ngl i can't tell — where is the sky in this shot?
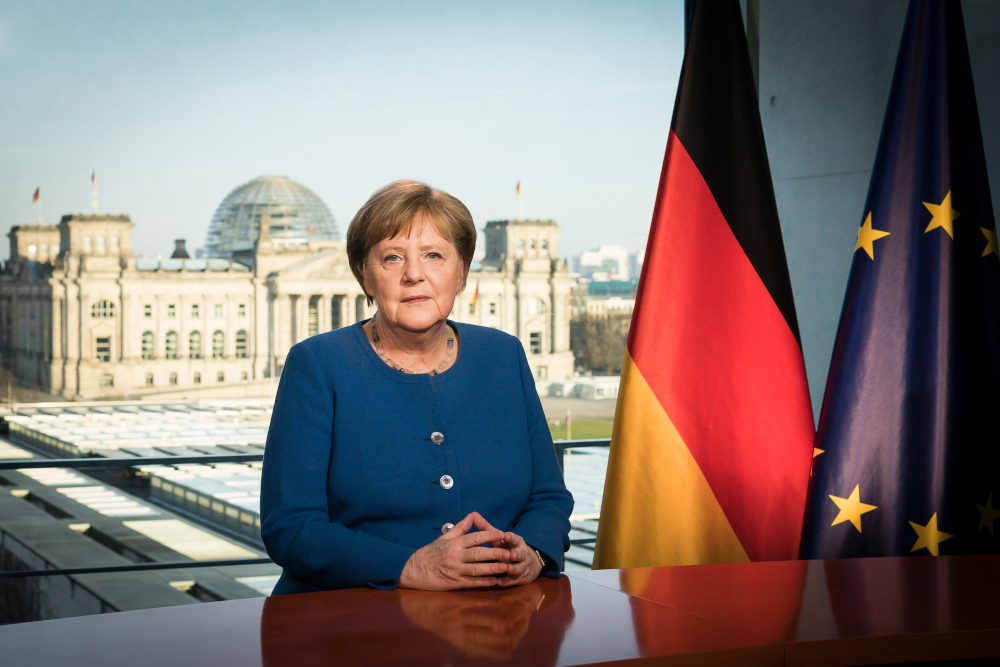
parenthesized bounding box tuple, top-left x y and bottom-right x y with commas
(0, 0, 685, 260)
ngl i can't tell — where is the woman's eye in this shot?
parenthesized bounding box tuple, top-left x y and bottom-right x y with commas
(426, 252, 442, 260)
(384, 254, 402, 263)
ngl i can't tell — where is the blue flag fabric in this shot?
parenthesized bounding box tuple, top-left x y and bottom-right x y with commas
(801, 0, 1000, 559)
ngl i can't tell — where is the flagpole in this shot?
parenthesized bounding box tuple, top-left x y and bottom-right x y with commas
(92, 169, 99, 214)
(35, 186, 42, 225)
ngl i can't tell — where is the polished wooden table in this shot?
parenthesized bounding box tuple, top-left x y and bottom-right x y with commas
(2, 556, 998, 666)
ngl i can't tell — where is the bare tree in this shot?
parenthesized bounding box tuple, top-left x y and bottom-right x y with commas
(570, 312, 631, 375)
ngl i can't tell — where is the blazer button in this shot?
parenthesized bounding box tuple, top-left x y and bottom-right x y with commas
(431, 432, 445, 445)
(441, 522, 455, 534)
(439, 474, 454, 490)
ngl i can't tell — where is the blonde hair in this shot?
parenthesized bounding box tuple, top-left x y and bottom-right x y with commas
(346, 180, 476, 305)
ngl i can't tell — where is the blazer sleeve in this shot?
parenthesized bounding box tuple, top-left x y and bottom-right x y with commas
(509, 338, 575, 574)
(260, 342, 416, 590)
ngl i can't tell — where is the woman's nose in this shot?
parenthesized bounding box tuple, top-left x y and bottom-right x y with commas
(402, 258, 425, 283)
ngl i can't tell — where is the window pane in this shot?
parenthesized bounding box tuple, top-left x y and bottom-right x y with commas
(91, 300, 115, 318)
(212, 331, 224, 358)
(529, 331, 542, 354)
(165, 331, 178, 359)
(235, 330, 248, 359)
(95, 336, 111, 362)
(189, 331, 201, 359)
(308, 297, 319, 336)
(215, 304, 223, 318)
(141, 331, 154, 360)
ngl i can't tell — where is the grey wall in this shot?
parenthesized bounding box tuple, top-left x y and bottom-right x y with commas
(758, 0, 1000, 420)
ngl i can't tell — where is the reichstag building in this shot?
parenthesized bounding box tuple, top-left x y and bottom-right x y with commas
(0, 176, 575, 399)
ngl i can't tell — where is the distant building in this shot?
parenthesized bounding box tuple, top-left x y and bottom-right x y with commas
(0, 177, 574, 398)
(585, 296, 635, 317)
(574, 244, 631, 281)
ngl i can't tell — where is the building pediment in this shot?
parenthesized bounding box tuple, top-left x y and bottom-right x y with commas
(272, 248, 352, 282)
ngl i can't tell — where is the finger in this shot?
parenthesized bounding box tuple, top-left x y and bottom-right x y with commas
(504, 545, 526, 561)
(461, 529, 507, 548)
(460, 575, 501, 588)
(463, 546, 511, 563)
(503, 531, 526, 547)
(440, 513, 475, 540)
(469, 512, 499, 533)
(505, 558, 530, 577)
(461, 561, 509, 577)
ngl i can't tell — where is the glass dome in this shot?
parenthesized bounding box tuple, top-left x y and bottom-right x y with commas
(203, 176, 338, 258)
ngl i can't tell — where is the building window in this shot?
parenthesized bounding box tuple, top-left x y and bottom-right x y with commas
(144, 304, 152, 318)
(542, 239, 548, 250)
(529, 331, 542, 355)
(145, 373, 154, 387)
(215, 304, 223, 318)
(517, 239, 524, 250)
(217, 372, 225, 383)
(167, 304, 176, 318)
(99, 374, 114, 387)
(527, 298, 545, 316)
(238, 303, 246, 317)
(530, 239, 536, 251)
(538, 365, 548, 379)
(110, 235, 119, 251)
(235, 330, 248, 358)
(212, 330, 224, 358)
(169, 372, 178, 385)
(96, 235, 106, 253)
(165, 331, 178, 359)
(191, 304, 199, 318)
(308, 296, 320, 336)
(95, 336, 111, 362)
(91, 300, 115, 318)
(240, 371, 248, 381)
(27, 244, 37, 256)
(469, 303, 475, 315)
(331, 296, 343, 329)
(83, 235, 92, 252)
(189, 331, 202, 359)
(40, 244, 48, 255)
(193, 372, 201, 384)
(489, 302, 497, 315)
(52, 243, 60, 255)
(141, 331, 155, 360)
(355, 295, 366, 322)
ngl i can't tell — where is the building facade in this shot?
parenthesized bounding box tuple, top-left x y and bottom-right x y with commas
(1, 194, 574, 398)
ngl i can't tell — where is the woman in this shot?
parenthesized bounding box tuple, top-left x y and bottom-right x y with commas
(260, 180, 574, 594)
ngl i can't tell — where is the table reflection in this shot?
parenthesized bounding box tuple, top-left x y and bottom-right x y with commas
(260, 578, 574, 666)
(398, 582, 551, 659)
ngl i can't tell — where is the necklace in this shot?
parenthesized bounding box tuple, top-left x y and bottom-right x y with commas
(371, 314, 454, 376)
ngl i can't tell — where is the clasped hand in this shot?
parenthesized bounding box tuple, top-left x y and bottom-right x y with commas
(399, 512, 543, 591)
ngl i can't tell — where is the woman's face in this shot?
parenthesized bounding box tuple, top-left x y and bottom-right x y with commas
(364, 215, 465, 334)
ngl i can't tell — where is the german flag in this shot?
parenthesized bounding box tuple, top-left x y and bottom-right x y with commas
(593, 0, 815, 568)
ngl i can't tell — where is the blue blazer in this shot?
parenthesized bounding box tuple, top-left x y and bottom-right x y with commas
(260, 321, 574, 594)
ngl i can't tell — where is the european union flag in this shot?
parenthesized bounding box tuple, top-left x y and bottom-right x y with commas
(801, 0, 1000, 559)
